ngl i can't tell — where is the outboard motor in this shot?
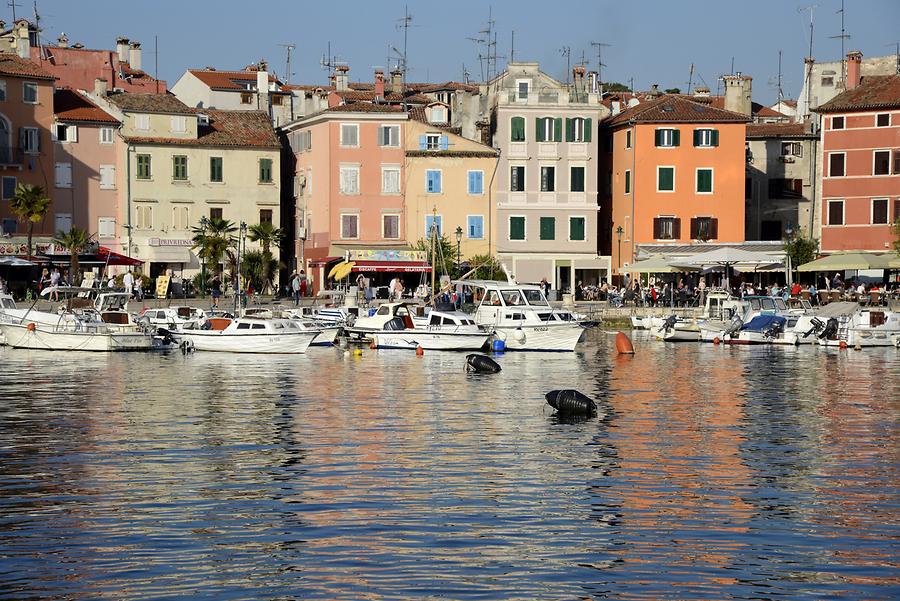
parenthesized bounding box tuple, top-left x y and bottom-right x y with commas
(763, 321, 784, 339)
(661, 315, 678, 332)
(803, 317, 825, 338)
(465, 353, 501, 373)
(545, 390, 597, 416)
(724, 316, 743, 337)
(383, 317, 407, 331)
(819, 317, 839, 340)
(156, 327, 177, 347)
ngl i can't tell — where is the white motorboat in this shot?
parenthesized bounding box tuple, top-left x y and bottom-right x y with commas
(138, 305, 206, 330)
(176, 316, 317, 354)
(467, 280, 585, 351)
(654, 315, 701, 342)
(699, 295, 790, 344)
(0, 317, 152, 351)
(803, 302, 900, 348)
(294, 319, 341, 346)
(346, 302, 490, 351)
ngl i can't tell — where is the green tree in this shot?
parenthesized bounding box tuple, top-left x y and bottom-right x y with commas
(247, 221, 284, 255)
(413, 234, 456, 277)
(465, 254, 506, 281)
(241, 250, 281, 294)
(191, 217, 236, 276)
(664, 87, 682, 94)
(604, 82, 631, 92)
(53, 226, 95, 286)
(784, 233, 819, 275)
(9, 183, 51, 258)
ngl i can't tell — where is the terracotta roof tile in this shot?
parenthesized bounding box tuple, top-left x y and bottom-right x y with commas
(126, 110, 279, 148)
(0, 52, 55, 80)
(703, 96, 786, 118)
(54, 88, 119, 124)
(814, 75, 900, 113)
(106, 91, 194, 114)
(189, 69, 279, 91)
(325, 103, 405, 114)
(745, 123, 815, 138)
(605, 94, 750, 126)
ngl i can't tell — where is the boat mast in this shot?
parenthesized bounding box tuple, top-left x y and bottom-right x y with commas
(430, 206, 437, 296)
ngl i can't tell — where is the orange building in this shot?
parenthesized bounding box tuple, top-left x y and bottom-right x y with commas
(599, 95, 749, 276)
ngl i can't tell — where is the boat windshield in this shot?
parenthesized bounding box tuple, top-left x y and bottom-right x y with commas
(773, 297, 788, 311)
(501, 290, 524, 306)
(522, 289, 548, 306)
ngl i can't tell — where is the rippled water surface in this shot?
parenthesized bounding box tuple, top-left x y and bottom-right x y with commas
(1, 330, 899, 600)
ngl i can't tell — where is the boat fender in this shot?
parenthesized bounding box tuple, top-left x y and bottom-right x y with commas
(713, 337, 721, 345)
(26, 322, 36, 331)
(513, 327, 526, 342)
(465, 353, 501, 373)
(492, 338, 506, 352)
(179, 339, 194, 354)
(416, 345, 424, 356)
(854, 342, 862, 351)
(545, 389, 597, 416)
(615, 331, 635, 354)
(839, 340, 847, 349)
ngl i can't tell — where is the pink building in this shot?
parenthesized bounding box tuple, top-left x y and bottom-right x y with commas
(815, 52, 900, 253)
(284, 104, 410, 293)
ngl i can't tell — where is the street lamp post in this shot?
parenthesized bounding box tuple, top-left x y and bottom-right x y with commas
(235, 221, 247, 313)
(615, 225, 624, 276)
(785, 222, 794, 288)
(454, 226, 463, 275)
(199, 216, 209, 297)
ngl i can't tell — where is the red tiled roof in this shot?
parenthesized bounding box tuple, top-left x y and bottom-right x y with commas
(54, 88, 119, 124)
(125, 109, 279, 148)
(188, 69, 280, 91)
(106, 91, 194, 114)
(703, 96, 785, 118)
(605, 94, 750, 126)
(814, 75, 900, 113)
(745, 123, 815, 138)
(0, 52, 55, 80)
(325, 103, 405, 114)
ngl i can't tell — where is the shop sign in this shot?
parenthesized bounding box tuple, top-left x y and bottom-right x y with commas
(347, 249, 426, 262)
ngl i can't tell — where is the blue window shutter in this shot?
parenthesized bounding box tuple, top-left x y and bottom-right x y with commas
(435, 171, 442, 192)
(467, 171, 475, 194)
(419, 135, 426, 150)
(439, 135, 449, 150)
(475, 171, 483, 193)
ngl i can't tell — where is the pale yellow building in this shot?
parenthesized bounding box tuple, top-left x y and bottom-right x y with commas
(405, 108, 499, 263)
(89, 89, 281, 278)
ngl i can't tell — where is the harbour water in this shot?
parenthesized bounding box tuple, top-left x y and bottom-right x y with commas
(1, 329, 898, 600)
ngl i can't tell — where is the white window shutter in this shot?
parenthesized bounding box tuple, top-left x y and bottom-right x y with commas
(69, 125, 78, 142)
(50, 124, 58, 141)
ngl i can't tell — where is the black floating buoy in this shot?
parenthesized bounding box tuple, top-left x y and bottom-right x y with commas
(545, 389, 597, 416)
(466, 353, 501, 373)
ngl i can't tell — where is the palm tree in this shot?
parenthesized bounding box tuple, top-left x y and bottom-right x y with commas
(9, 184, 51, 258)
(247, 222, 284, 255)
(241, 250, 281, 294)
(54, 227, 94, 286)
(191, 217, 236, 276)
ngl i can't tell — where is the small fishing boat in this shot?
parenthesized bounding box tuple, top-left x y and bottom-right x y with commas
(346, 302, 490, 350)
(0, 317, 153, 351)
(654, 315, 701, 342)
(726, 314, 787, 345)
(175, 316, 318, 354)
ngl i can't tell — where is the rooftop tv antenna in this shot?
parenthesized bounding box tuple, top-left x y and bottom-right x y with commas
(766, 50, 790, 104)
(467, 7, 501, 82)
(591, 41, 610, 96)
(278, 43, 296, 85)
(686, 62, 694, 94)
(888, 42, 900, 74)
(798, 4, 818, 117)
(395, 5, 414, 79)
(7, 0, 20, 21)
(560, 46, 571, 84)
(829, 0, 850, 86)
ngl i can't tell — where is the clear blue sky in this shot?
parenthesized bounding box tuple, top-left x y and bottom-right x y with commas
(24, 0, 900, 104)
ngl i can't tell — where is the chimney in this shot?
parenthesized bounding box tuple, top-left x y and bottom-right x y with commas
(693, 86, 710, 98)
(390, 68, 404, 94)
(573, 65, 585, 82)
(374, 69, 385, 98)
(57, 32, 69, 48)
(649, 83, 660, 96)
(14, 19, 30, 59)
(116, 37, 129, 62)
(588, 70, 599, 94)
(128, 42, 142, 71)
(335, 65, 350, 92)
(94, 78, 108, 97)
(846, 50, 862, 90)
(257, 69, 270, 112)
(722, 73, 753, 116)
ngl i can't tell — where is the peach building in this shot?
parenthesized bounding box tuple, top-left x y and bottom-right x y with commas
(599, 94, 749, 276)
(814, 52, 900, 253)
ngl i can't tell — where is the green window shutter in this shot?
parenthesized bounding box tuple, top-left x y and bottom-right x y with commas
(584, 118, 592, 142)
(565, 118, 574, 142)
(672, 129, 680, 146)
(659, 167, 674, 191)
(711, 129, 719, 146)
(697, 169, 712, 193)
(510, 216, 525, 240)
(511, 117, 524, 141)
(554, 118, 562, 142)
(625, 170, 631, 194)
(535, 118, 544, 142)
(570, 217, 585, 241)
(539, 216, 555, 240)
(654, 129, 662, 146)
(693, 130, 701, 147)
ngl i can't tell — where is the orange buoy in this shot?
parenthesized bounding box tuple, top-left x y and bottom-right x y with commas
(615, 331, 635, 354)
(713, 337, 721, 345)
(416, 345, 424, 356)
(369, 341, 377, 349)
(839, 340, 848, 349)
(26, 322, 36, 331)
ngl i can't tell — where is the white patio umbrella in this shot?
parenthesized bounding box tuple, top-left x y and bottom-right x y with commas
(674, 247, 781, 288)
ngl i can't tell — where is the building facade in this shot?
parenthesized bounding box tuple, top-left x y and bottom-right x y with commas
(797, 51, 897, 124)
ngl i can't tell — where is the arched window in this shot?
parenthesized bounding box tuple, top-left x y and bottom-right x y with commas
(0, 114, 10, 163)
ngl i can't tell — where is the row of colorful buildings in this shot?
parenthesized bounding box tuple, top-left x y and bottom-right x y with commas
(0, 17, 897, 292)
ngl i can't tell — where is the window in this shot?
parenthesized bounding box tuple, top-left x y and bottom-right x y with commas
(135, 114, 149, 131)
(653, 216, 680, 240)
(425, 215, 442, 238)
(874, 150, 890, 176)
(829, 153, 845, 177)
(209, 208, 223, 220)
(540, 166, 555, 192)
(54, 213, 72, 234)
(136, 154, 151, 179)
(99, 165, 115, 190)
(570, 166, 585, 192)
(379, 125, 400, 147)
(422, 133, 445, 150)
(624, 170, 631, 194)
(98, 218, 116, 238)
(827, 200, 844, 225)
(625, 129, 632, 149)
(509, 216, 526, 240)
(536, 117, 560, 142)
(2, 176, 16, 199)
(516, 80, 529, 101)
(53, 123, 77, 143)
(467, 215, 484, 239)
(876, 113, 890, 127)
(831, 116, 844, 130)
(23, 82, 38, 103)
(172, 155, 188, 180)
(655, 128, 679, 147)
(693, 128, 718, 147)
(569, 216, 586, 241)
(821, 76, 834, 87)
(1, 218, 16, 235)
(657, 166, 675, 192)
(690, 217, 718, 240)
(382, 166, 400, 194)
(539, 216, 555, 240)
(340, 123, 358, 147)
(210, 157, 223, 182)
(781, 141, 802, 157)
(172, 206, 189, 230)
(55, 162, 72, 188)
(259, 158, 273, 183)
(258, 209, 273, 225)
(170, 116, 186, 133)
(100, 127, 115, 144)
(240, 93, 253, 104)
(426, 169, 442, 193)
(872, 198, 889, 224)
(340, 166, 359, 195)
(768, 178, 803, 199)
(467, 170, 484, 195)
(341, 214, 358, 239)
(696, 168, 713, 193)
(510, 116, 525, 142)
(0, 81, 6, 101)
(272, 95, 284, 106)
(383, 214, 400, 239)
(429, 106, 446, 123)
(894, 150, 900, 175)
(566, 117, 592, 142)
(21, 127, 39, 153)
(510, 166, 525, 192)
(135, 205, 153, 229)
